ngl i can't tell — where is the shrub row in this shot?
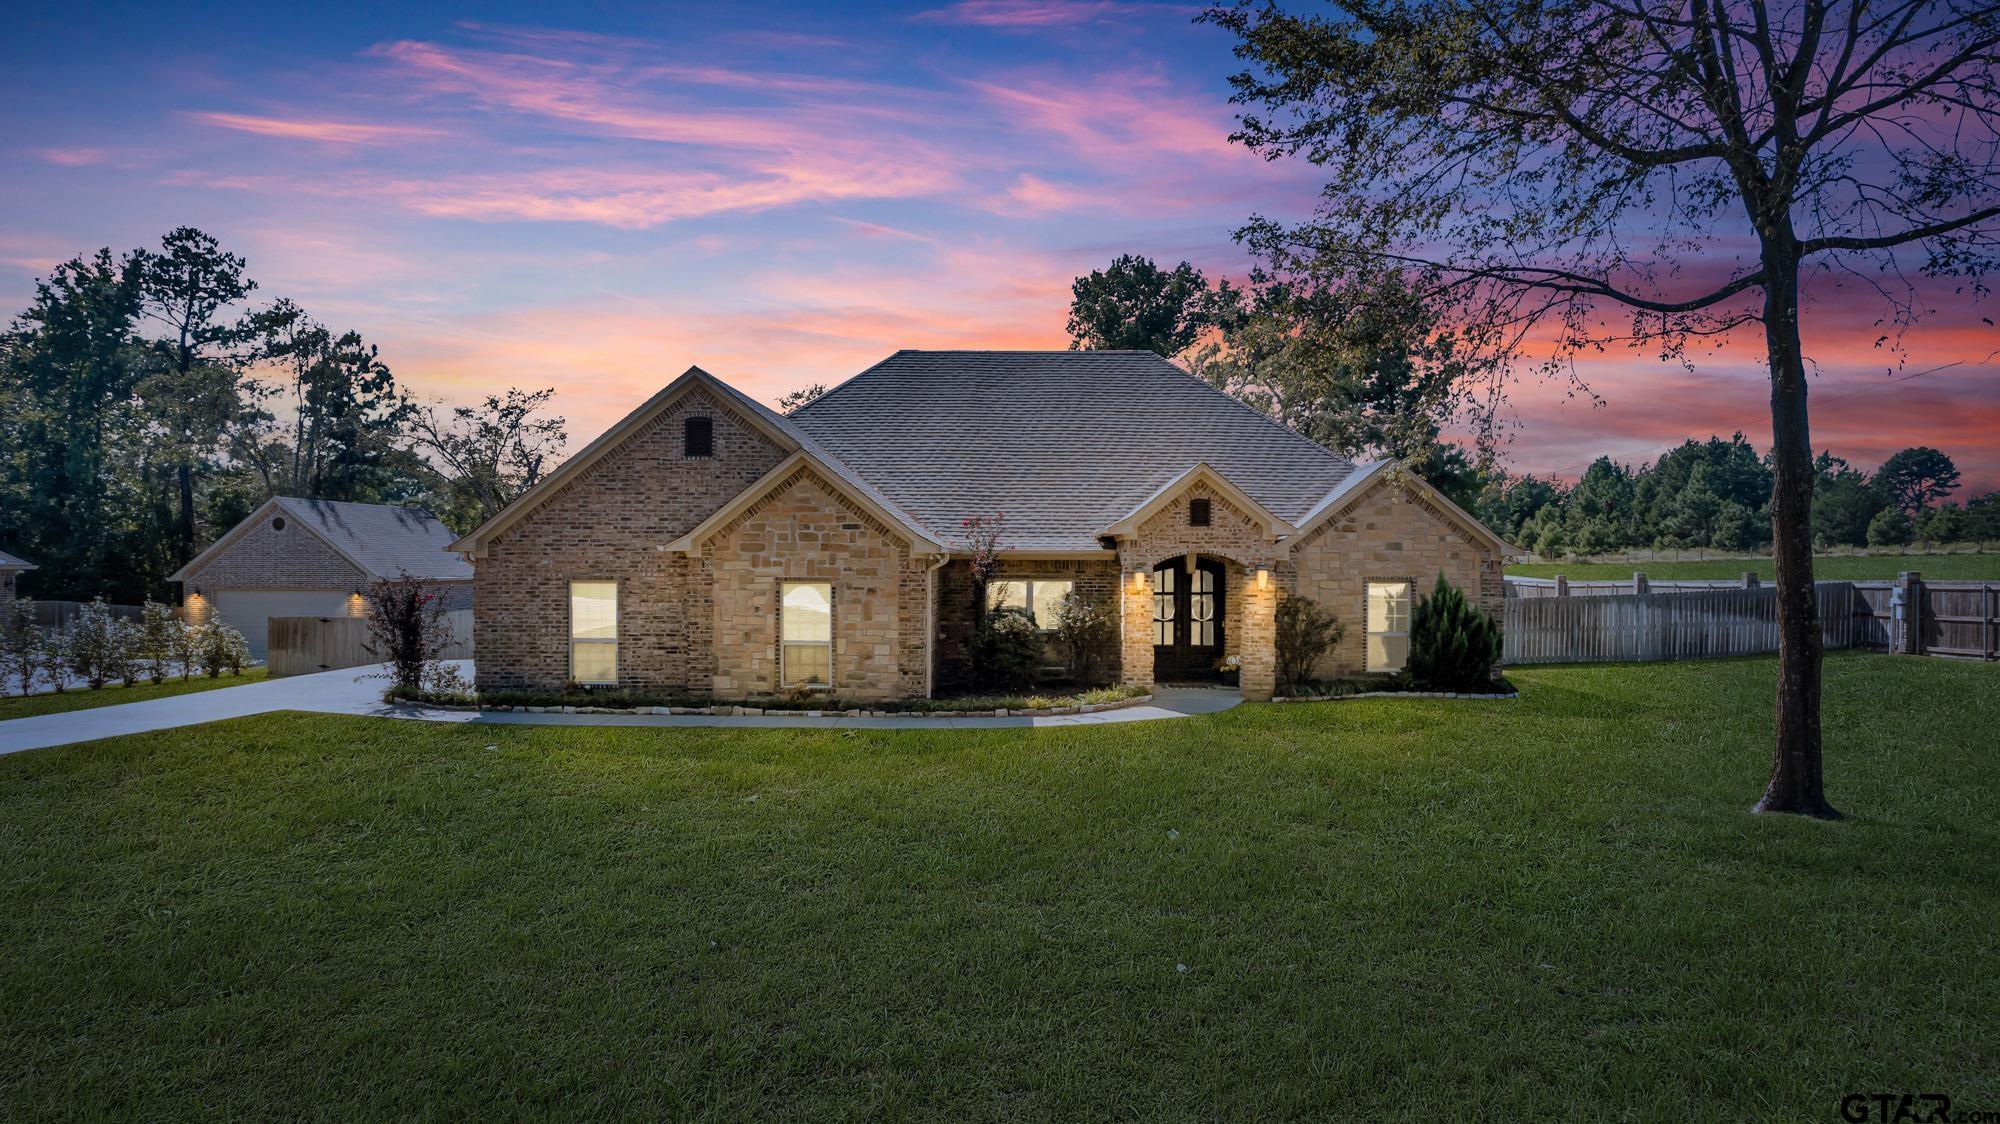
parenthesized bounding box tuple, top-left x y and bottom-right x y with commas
(1, 598, 248, 694)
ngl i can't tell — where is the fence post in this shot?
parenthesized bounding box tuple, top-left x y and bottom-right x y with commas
(1632, 571, 1649, 597)
(1555, 575, 1569, 598)
(1895, 570, 1924, 655)
(1741, 571, 1758, 589)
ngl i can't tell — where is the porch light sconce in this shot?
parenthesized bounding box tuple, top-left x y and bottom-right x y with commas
(1255, 568, 1271, 591)
(1130, 570, 1150, 592)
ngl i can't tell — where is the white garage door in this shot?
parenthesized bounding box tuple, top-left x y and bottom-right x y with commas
(210, 590, 357, 661)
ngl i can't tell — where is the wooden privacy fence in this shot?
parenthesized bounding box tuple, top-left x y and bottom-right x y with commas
(267, 610, 473, 678)
(1507, 574, 1767, 598)
(1504, 582, 1862, 665)
(1848, 578, 1999, 661)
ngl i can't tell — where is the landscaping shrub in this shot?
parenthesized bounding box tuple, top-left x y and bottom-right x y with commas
(1407, 573, 1502, 691)
(136, 601, 177, 685)
(64, 598, 138, 689)
(1, 599, 45, 695)
(196, 621, 250, 678)
(1051, 590, 1114, 684)
(168, 612, 201, 681)
(1275, 595, 1343, 692)
(366, 574, 451, 693)
(970, 606, 1044, 691)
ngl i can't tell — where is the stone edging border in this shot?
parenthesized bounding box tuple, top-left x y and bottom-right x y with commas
(401, 694, 1155, 720)
(1272, 690, 1519, 703)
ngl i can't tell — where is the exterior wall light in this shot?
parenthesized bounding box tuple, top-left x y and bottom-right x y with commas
(1130, 570, 1150, 591)
(1255, 568, 1271, 591)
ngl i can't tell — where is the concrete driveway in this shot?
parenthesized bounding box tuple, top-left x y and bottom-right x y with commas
(0, 662, 1242, 755)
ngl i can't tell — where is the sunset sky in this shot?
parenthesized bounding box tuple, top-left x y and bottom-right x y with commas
(5, 0, 1996, 492)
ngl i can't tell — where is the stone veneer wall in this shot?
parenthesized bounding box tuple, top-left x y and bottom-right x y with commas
(931, 557, 1123, 689)
(473, 386, 786, 691)
(704, 465, 927, 701)
(1115, 480, 1281, 700)
(1286, 474, 1505, 678)
(181, 513, 371, 594)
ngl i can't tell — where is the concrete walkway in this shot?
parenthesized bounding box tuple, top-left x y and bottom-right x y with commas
(0, 662, 1242, 755)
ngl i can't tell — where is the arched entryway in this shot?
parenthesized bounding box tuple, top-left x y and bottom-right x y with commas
(1152, 556, 1226, 682)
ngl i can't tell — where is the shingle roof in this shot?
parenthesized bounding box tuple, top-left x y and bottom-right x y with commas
(790, 351, 1357, 551)
(0, 549, 34, 571)
(272, 498, 473, 582)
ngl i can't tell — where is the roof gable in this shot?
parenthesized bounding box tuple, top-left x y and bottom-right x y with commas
(1101, 463, 1295, 540)
(664, 451, 945, 556)
(169, 497, 470, 584)
(1291, 460, 1516, 555)
(0, 549, 34, 572)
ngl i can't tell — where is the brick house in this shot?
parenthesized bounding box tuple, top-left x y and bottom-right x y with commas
(172, 497, 473, 660)
(451, 351, 1512, 701)
(0, 549, 34, 601)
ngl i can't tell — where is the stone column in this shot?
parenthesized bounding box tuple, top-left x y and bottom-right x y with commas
(1120, 569, 1155, 690)
(1240, 570, 1278, 701)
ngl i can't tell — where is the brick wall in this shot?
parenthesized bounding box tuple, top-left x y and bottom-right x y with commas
(932, 556, 1122, 689)
(182, 513, 371, 593)
(1287, 474, 1505, 678)
(473, 386, 787, 690)
(704, 464, 926, 700)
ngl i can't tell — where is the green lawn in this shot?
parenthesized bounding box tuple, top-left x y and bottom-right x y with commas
(0, 667, 266, 720)
(1508, 551, 2000, 581)
(2, 654, 1995, 1120)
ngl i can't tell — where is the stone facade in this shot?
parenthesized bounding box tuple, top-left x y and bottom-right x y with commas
(1286, 473, 1506, 678)
(931, 556, 1122, 689)
(473, 386, 787, 691)
(181, 513, 372, 594)
(703, 464, 928, 701)
(1114, 481, 1283, 700)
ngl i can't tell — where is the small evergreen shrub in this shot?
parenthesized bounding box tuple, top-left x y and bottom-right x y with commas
(1, 599, 45, 695)
(197, 621, 250, 678)
(971, 606, 1044, 690)
(137, 601, 177, 684)
(1407, 573, 1502, 691)
(1275, 595, 1343, 692)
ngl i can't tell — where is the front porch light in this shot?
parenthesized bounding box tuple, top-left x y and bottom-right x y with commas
(1130, 570, 1150, 592)
(1255, 568, 1271, 591)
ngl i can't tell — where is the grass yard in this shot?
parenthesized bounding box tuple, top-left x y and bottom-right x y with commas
(1508, 551, 2000, 581)
(1, 654, 1995, 1120)
(0, 667, 266, 720)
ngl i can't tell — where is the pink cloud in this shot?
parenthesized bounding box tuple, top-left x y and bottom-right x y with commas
(966, 71, 1247, 166)
(187, 111, 441, 145)
(914, 1, 1194, 27)
(33, 148, 109, 167)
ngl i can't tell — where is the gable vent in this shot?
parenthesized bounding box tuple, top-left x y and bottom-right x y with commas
(1189, 498, 1211, 527)
(684, 416, 714, 457)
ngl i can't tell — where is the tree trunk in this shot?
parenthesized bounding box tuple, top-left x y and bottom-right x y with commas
(1753, 247, 1841, 819)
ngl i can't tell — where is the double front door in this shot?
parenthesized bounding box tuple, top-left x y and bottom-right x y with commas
(1152, 557, 1225, 681)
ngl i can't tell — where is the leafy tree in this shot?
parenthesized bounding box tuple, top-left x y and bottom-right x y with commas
(1811, 454, 1885, 547)
(246, 299, 416, 502)
(1474, 472, 1562, 545)
(365, 574, 450, 693)
(1867, 506, 1914, 547)
(129, 228, 255, 562)
(0, 249, 151, 600)
(1207, 0, 2000, 818)
(1191, 271, 1499, 469)
(1874, 447, 1961, 515)
(409, 388, 568, 533)
(1067, 255, 1240, 356)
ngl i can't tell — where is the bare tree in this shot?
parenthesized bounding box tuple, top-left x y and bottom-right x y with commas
(1207, 0, 2000, 817)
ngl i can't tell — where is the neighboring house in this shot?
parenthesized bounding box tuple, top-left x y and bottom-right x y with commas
(451, 351, 1512, 701)
(171, 497, 473, 660)
(0, 550, 34, 601)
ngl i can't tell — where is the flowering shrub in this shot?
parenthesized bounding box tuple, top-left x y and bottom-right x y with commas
(366, 574, 451, 693)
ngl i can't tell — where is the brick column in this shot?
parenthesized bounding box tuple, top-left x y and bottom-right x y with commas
(1241, 573, 1277, 701)
(1120, 569, 1154, 690)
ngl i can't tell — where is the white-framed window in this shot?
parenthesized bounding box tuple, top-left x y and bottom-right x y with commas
(1366, 580, 1412, 672)
(781, 581, 833, 688)
(986, 578, 1075, 629)
(570, 580, 618, 685)
(1152, 566, 1175, 645)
